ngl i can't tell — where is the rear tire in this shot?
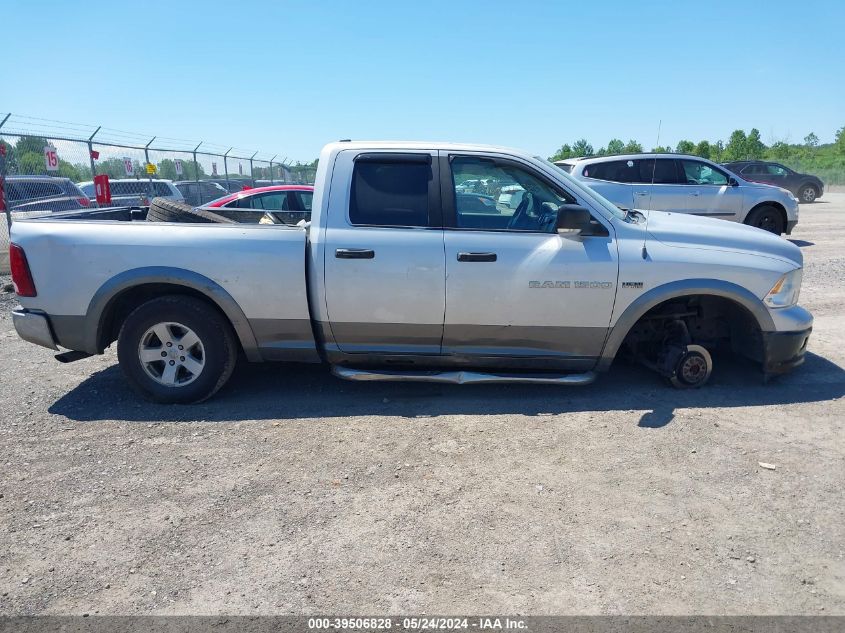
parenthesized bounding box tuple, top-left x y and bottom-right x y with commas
(117, 295, 237, 403)
(798, 185, 818, 204)
(146, 197, 235, 224)
(744, 205, 785, 235)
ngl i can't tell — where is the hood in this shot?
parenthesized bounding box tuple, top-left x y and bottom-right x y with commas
(644, 211, 802, 267)
(742, 181, 794, 197)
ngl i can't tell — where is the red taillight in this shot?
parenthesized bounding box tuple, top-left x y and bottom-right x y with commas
(9, 243, 37, 297)
(77, 196, 90, 207)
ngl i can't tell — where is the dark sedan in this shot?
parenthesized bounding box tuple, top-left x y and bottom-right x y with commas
(723, 160, 824, 203)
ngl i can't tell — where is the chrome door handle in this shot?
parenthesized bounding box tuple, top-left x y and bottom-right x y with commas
(690, 192, 700, 197)
(457, 252, 497, 262)
(335, 248, 375, 259)
(635, 191, 649, 196)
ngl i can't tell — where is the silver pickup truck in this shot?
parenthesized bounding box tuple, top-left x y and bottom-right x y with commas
(10, 141, 813, 403)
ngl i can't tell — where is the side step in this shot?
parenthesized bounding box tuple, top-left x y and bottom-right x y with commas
(55, 350, 93, 363)
(331, 366, 597, 386)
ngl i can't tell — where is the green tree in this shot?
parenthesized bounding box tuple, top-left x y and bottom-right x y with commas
(675, 140, 695, 154)
(710, 140, 724, 162)
(651, 145, 671, 153)
(723, 130, 748, 161)
(549, 143, 573, 161)
(623, 139, 643, 153)
(605, 138, 624, 154)
(571, 139, 594, 157)
(156, 158, 206, 181)
(804, 132, 819, 148)
(693, 140, 711, 159)
(14, 135, 50, 156)
(836, 126, 845, 153)
(746, 128, 766, 159)
(768, 141, 791, 160)
(549, 144, 570, 161)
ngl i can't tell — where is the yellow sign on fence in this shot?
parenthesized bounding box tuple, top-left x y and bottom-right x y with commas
(145, 163, 157, 174)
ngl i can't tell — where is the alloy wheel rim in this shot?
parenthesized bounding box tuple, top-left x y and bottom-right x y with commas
(138, 322, 205, 387)
(802, 188, 816, 202)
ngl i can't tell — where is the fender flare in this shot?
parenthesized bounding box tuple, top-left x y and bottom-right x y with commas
(596, 278, 774, 371)
(84, 266, 261, 361)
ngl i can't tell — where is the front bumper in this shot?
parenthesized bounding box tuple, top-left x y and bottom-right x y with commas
(763, 327, 811, 375)
(12, 309, 59, 351)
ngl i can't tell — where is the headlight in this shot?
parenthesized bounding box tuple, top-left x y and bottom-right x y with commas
(764, 268, 802, 308)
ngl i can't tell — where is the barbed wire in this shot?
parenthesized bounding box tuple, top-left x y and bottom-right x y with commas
(0, 113, 287, 163)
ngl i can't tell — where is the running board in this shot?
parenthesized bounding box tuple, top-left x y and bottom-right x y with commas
(331, 366, 597, 386)
(55, 350, 93, 363)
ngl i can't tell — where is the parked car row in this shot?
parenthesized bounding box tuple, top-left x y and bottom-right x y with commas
(0, 174, 305, 215)
(555, 154, 811, 235)
(0, 157, 824, 238)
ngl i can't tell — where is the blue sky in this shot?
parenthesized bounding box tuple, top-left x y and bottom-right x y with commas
(2, 0, 843, 161)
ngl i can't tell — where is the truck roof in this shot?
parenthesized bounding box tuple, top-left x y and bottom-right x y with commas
(323, 140, 534, 157)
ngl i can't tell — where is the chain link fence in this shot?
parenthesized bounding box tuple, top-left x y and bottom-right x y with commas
(0, 113, 317, 272)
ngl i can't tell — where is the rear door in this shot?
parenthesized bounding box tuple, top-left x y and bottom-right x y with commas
(579, 159, 636, 210)
(630, 158, 687, 211)
(323, 151, 445, 355)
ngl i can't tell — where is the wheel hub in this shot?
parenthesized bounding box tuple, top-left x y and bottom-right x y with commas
(138, 322, 205, 387)
(680, 354, 707, 384)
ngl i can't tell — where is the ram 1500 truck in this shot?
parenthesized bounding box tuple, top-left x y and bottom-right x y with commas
(9, 141, 813, 403)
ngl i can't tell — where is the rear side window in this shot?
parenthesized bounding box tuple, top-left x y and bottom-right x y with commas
(291, 190, 313, 211)
(582, 160, 637, 183)
(154, 182, 173, 196)
(111, 181, 147, 195)
(8, 181, 63, 200)
(350, 159, 430, 227)
(635, 159, 680, 184)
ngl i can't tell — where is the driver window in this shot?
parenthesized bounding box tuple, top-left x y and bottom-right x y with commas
(680, 160, 728, 186)
(451, 157, 574, 232)
(766, 164, 789, 176)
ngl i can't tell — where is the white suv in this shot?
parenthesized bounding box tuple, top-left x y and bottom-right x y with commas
(557, 154, 799, 235)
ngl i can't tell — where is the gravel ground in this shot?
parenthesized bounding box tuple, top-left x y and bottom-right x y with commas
(0, 196, 843, 616)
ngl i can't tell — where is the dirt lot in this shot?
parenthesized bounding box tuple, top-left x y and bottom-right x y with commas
(0, 196, 843, 616)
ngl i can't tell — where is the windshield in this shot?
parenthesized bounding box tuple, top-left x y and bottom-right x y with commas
(541, 158, 628, 220)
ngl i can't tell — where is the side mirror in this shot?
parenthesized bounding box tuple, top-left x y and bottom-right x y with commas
(556, 204, 592, 231)
(728, 176, 739, 187)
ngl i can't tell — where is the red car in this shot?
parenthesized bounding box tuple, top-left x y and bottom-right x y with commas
(203, 185, 314, 224)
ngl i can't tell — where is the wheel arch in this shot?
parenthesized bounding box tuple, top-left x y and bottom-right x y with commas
(85, 267, 261, 361)
(744, 201, 787, 228)
(597, 279, 774, 371)
(798, 181, 820, 196)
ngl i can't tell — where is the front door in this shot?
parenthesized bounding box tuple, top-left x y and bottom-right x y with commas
(679, 159, 743, 220)
(441, 153, 619, 369)
(324, 151, 445, 354)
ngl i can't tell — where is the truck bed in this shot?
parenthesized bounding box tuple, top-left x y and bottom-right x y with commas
(12, 214, 317, 363)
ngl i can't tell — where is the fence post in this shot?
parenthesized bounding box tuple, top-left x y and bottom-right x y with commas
(250, 152, 257, 187)
(193, 142, 202, 204)
(0, 113, 10, 232)
(144, 136, 156, 203)
(269, 155, 277, 185)
(223, 148, 232, 192)
(87, 126, 101, 208)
